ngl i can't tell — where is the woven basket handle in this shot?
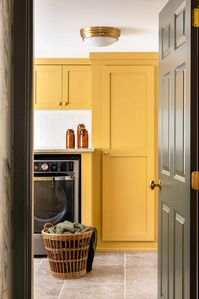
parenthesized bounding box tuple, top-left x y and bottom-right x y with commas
(43, 223, 54, 230)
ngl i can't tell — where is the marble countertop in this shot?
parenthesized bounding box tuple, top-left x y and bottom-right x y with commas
(34, 147, 95, 153)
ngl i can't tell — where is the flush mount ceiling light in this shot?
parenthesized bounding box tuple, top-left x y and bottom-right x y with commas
(80, 26, 121, 47)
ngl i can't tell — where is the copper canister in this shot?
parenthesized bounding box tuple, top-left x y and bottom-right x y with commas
(66, 129, 75, 148)
(77, 124, 85, 148)
(79, 128, 88, 148)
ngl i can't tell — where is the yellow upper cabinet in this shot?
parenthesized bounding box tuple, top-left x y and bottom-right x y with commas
(63, 66, 92, 109)
(34, 65, 63, 109)
(34, 59, 92, 110)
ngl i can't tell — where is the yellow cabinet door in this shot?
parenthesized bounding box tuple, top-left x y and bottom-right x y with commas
(102, 65, 155, 241)
(34, 65, 63, 109)
(63, 66, 92, 109)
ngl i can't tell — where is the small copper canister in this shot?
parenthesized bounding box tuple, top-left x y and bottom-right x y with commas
(77, 124, 85, 148)
(66, 129, 75, 148)
(79, 128, 89, 148)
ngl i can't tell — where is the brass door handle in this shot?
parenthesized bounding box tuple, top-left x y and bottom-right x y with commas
(149, 180, 162, 190)
(57, 102, 63, 106)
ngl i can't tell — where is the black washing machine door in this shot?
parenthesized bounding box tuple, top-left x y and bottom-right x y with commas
(34, 176, 75, 233)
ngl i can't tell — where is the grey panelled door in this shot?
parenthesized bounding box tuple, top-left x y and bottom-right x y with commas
(159, 0, 191, 298)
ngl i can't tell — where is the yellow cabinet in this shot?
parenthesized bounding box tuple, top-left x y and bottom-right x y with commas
(92, 53, 158, 251)
(34, 59, 92, 110)
(102, 65, 155, 242)
(34, 65, 62, 109)
(63, 66, 92, 109)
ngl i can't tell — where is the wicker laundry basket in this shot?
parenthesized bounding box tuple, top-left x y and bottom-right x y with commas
(42, 223, 93, 279)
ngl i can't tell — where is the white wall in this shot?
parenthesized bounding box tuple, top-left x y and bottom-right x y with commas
(34, 110, 92, 149)
(34, 0, 168, 58)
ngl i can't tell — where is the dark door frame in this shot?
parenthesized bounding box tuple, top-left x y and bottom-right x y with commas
(12, 0, 33, 298)
(191, 2, 199, 299)
(12, 0, 198, 298)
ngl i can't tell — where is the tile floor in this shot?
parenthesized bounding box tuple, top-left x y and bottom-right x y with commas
(34, 252, 157, 299)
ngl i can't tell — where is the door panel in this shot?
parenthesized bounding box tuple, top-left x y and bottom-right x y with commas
(34, 65, 62, 109)
(159, 0, 191, 298)
(160, 203, 171, 299)
(102, 65, 155, 241)
(63, 66, 91, 109)
(174, 64, 186, 179)
(174, 213, 185, 299)
(174, 2, 186, 48)
(161, 72, 171, 174)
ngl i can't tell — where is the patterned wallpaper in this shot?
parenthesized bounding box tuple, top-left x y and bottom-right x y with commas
(0, 0, 12, 298)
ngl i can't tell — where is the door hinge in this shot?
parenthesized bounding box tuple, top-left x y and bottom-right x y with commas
(192, 7, 199, 27)
(192, 171, 199, 190)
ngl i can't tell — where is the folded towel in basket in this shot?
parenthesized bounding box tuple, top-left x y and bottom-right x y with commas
(47, 221, 86, 234)
(46, 221, 98, 272)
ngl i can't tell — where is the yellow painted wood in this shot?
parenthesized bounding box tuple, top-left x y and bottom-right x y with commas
(102, 65, 155, 241)
(92, 53, 158, 250)
(90, 52, 159, 61)
(35, 58, 91, 65)
(34, 59, 92, 110)
(81, 153, 93, 226)
(63, 66, 92, 109)
(34, 65, 63, 109)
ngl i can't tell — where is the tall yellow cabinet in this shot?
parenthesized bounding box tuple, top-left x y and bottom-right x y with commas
(91, 53, 158, 251)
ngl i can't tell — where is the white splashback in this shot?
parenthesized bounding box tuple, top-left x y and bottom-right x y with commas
(34, 110, 92, 149)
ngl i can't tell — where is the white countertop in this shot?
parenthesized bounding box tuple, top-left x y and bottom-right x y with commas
(34, 147, 95, 153)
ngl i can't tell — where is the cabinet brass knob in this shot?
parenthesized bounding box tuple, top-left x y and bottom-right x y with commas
(103, 150, 109, 155)
(64, 102, 69, 106)
(57, 102, 62, 106)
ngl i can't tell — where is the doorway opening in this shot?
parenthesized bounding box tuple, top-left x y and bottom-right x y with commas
(11, 0, 198, 298)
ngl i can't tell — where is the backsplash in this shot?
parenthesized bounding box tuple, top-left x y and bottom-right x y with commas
(34, 110, 92, 149)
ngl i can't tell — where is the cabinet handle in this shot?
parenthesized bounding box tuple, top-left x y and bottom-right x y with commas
(57, 102, 63, 106)
(64, 102, 69, 106)
(103, 150, 109, 155)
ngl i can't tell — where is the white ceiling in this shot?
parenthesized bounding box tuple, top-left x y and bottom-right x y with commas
(34, 0, 168, 58)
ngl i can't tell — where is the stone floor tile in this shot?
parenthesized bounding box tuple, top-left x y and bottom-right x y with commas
(34, 280, 64, 299)
(59, 283, 124, 299)
(125, 267, 157, 297)
(63, 265, 124, 286)
(126, 252, 157, 269)
(94, 252, 124, 266)
(34, 258, 43, 271)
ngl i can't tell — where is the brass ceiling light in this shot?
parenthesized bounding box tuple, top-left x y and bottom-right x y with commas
(80, 26, 121, 47)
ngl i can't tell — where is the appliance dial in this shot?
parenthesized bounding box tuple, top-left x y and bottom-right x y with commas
(41, 163, 49, 171)
(34, 164, 39, 171)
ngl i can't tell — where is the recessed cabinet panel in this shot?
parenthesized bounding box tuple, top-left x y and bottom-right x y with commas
(110, 73, 147, 150)
(161, 73, 171, 174)
(103, 156, 154, 241)
(34, 65, 62, 109)
(174, 64, 186, 180)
